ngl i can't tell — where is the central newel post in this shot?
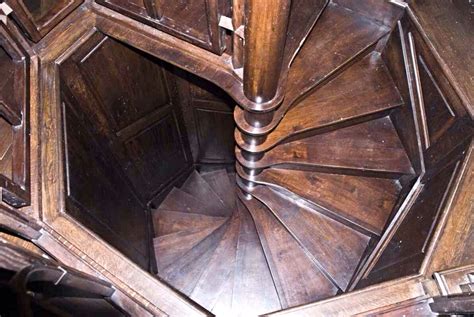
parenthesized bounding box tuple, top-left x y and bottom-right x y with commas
(237, 0, 292, 194)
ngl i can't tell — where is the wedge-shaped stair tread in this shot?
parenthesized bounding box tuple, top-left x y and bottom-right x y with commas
(286, 3, 389, 105)
(231, 200, 281, 316)
(181, 171, 230, 216)
(238, 52, 404, 152)
(235, 3, 390, 137)
(239, 117, 413, 176)
(201, 169, 235, 209)
(160, 220, 230, 295)
(251, 168, 401, 235)
(154, 222, 224, 272)
(152, 209, 227, 237)
(251, 186, 370, 290)
(159, 187, 227, 217)
(243, 195, 337, 308)
(190, 212, 241, 311)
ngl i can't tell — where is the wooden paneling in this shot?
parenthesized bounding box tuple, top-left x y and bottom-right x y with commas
(5, 0, 83, 42)
(96, 0, 229, 53)
(58, 31, 195, 269)
(176, 72, 235, 165)
(59, 32, 192, 203)
(0, 23, 29, 208)
(61, 96, 150, 269)
(360, 160, 462, 286)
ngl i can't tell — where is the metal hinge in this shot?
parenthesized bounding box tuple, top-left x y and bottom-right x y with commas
(0, 3, 13, 24)
(218, 15, 244, 39)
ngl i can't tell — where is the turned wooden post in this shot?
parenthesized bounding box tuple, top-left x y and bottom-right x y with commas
(237, 0, 292, 193)
(243, 0, 291, 103)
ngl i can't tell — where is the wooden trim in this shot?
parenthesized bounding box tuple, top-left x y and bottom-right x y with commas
(33, 8, 211, 316)
(268, 275, 427, 316)
(423, 142, 474, 275)
(6, 0, 84, 42)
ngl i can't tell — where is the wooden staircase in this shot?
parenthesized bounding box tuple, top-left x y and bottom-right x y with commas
(150, 3, 422, 315)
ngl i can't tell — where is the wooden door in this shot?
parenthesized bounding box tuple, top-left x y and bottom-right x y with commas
(5, 0, 83, 42)
(0, 23, 29, 209)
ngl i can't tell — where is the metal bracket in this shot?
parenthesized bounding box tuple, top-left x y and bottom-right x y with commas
(0, 3, 13, 25)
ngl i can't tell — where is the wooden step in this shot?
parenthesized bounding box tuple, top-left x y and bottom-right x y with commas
(152, 209, 227, 237)
(235, 3, 390, 136)
(181, 171, 230, 216)
(189, 211, 241, 311)
(242, 194, 338, 308)
(153, 222, 225, 273)
(160, 220, 230, 295)
(230, 200, 281, 316)
(201, 169, 236, 209)
(251, 185, 370, 291)
(237, 51, 404, 152)
(242, 168, 401, 236)
(158, 187, 228, 217)
(237, 117, 414, 177)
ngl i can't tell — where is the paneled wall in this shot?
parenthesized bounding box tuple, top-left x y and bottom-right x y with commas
(356, 14, 473, 287)
(174, 71, 236, 167)
(59, 32, 194, 269)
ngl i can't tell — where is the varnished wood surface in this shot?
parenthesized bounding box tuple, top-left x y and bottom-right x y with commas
(237, 117, 414, 177)
(242, 168, 401, 236)
(1, 0, 472, 316)
(235, 3, 390, 134)
(251, 185, 369, 291)
(6, 0, 83, 42)
(407, 0, 474, 117)
(236, 52, 403, 152)
(243, 193, 338, 308)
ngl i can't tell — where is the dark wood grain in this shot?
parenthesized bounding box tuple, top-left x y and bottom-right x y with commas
(153, 222, 224, 272)
(189, 211, 240, 311)
(0, 23, 30, 208)
(235, 2, 390, 135)
(237, 117, 414, 177)
(251, 185, 370, 291)
(158, 187, 222, 217)
(235, 51, 403, 150)
(181, 170, 230, 216)
(201, 169, 235, 209)
(242, 193, 337, 308)
(230, 200, 281, 315)
(360, 160, 462, 286)
(96, 0, 227, 53)
(6, 0, 83, 42)
(246, 167, 400, 236)
(152, 209, 226, 237)
(407, 0, 474, 117)
(160, 219, 229, 295)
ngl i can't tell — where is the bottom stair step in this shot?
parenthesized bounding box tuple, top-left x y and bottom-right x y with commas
(241, 193, 338, 308)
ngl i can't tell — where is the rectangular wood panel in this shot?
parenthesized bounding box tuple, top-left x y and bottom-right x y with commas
(6, 0, 83, 42)
(0, 23, 30, 208)
(62, 98, 150, 269)
(96, 0, 229, 53)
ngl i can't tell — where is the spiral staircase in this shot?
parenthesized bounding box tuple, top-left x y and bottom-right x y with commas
(151, 4, 419, 315)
